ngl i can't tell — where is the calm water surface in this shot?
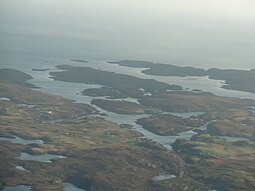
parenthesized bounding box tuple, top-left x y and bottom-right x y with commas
(0, 0, 255, 69)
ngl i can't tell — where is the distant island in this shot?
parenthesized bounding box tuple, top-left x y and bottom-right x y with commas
(32, 68, 50, 71)
(109, 60, 255, 94)
(70, 59, 88, 63)
(50, 65, 182, 98)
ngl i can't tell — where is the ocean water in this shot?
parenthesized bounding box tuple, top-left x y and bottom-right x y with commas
(0, 0, 255, 70)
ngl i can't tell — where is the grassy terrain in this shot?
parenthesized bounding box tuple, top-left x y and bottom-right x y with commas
(1, 82, 206, 191)
(172, 134, 255, 190)
(137, 114, 191, 136)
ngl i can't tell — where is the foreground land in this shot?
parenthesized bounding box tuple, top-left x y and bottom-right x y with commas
(0, 69, 36, 88)
(172, 134, 255, 191)
(1, 67, 255, 191)
(0, 82, 206, 191)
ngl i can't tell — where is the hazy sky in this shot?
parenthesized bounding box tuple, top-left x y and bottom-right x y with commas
(1, 0, 255, 69)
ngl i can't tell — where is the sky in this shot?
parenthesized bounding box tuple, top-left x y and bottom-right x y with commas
(0, 0, 255, 69)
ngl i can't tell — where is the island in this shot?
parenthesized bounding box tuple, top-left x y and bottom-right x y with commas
(110, 60, 255, 94)
(49, 65, 182, 98)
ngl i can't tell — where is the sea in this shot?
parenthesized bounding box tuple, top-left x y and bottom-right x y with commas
(1, 0, 255, 70)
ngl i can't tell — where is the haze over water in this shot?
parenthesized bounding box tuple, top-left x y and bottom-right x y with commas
(0, 0, 255, 69)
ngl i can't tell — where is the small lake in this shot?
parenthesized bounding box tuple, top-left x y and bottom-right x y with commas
(217, 136, 248, 142)
(0, 136, 44, 145)
(18, 152, 66, 163)
(16, 166, 26, 171)
(152, 174, 176, 181)
(0, 97, 11, 101)
(1, 185, 32, 191)
(63, 182, 86, 191)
